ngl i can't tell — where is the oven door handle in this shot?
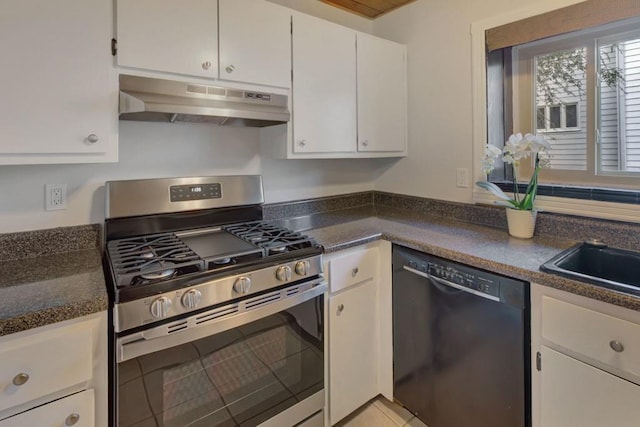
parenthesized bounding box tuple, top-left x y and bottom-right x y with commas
(117, 279, 327, 363)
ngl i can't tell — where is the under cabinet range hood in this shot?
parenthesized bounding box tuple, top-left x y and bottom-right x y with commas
(118, 75, 290, 127)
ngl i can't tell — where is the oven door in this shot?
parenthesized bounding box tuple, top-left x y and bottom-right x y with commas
(115, 279, 326, 427)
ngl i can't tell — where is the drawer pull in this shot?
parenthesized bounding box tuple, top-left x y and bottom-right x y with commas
(351, 267, 359, 277)
(65, 413, 80, 426)
(337, 304, 344, 314)
(610, 340, 625, 353)
(12, 373, 29, 386)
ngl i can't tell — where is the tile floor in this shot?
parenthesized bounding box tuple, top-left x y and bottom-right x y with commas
(336, 396, 428, 427)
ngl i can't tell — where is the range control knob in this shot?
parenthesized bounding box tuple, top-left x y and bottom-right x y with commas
(181, 289, 203, 309)
(276, 265, 293, 282)
(150, 297, 172, 319)
(295, 260, 311, 276)
(233, 276, 252, 294)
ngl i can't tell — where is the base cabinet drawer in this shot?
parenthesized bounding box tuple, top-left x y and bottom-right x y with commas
(542, 296, 640, 379)
(0, 320, 93, 412)
(0, 389, 94, 427)
(329, 247, 378, 292)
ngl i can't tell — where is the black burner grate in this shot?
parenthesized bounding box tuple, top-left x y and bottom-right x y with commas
(107, 233, 204, 287)
(224, 221, 318, 254)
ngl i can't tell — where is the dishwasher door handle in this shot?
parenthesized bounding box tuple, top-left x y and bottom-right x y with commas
(403, 265, 500, 302)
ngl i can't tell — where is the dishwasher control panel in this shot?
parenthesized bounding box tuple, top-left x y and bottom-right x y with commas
(405, 255, 502, 300)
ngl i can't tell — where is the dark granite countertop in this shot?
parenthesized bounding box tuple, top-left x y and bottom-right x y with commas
(287, 206, 640, 312)
(0, 237, 108, 336)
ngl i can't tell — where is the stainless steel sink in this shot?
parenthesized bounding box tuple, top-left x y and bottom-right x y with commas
(540, 240, 640, 296)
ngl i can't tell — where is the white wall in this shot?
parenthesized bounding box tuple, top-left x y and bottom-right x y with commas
(0, 122, 390, 233)
(0, 1, 379, 234)
(372, 0, 537, 203)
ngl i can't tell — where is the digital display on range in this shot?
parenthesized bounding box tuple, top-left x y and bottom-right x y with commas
(170, 183, 222, 202)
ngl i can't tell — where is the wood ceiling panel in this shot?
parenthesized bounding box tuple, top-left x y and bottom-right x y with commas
(321, 0, 416, 19)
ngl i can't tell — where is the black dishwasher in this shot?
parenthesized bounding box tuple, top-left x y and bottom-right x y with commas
(393, 245, 530, 427)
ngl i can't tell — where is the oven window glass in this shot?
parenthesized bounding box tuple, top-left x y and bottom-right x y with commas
(117, 297, 324, 427)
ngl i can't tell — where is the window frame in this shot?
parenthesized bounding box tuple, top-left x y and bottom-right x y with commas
(513, 20, 640, 185)
(471, 0, 640, 224)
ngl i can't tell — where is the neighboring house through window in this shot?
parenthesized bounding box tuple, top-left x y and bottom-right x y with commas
(510, 18, 640, 184)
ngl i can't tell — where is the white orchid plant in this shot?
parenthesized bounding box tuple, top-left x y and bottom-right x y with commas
(476, 133, 551, 211)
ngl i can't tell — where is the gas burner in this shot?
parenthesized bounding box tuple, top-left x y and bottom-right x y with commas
(224, 221, 319, 257)
(139, 247, 155, 259)
(108, 232, 204, 287)
(139, 261, 177, 280)
(269, 246, 288, 254)
(212, 257, 232, 265)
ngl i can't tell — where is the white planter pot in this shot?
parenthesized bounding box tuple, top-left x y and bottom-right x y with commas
(506, 208, 537, 239)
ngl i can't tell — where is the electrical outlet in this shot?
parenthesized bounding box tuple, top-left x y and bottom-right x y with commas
(45, 184, 67, 211)
(456, 168, 469, 188)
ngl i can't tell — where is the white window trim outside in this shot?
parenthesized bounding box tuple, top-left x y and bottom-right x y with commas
(536, 102, 581, 132)
(471, 0, 640, 224)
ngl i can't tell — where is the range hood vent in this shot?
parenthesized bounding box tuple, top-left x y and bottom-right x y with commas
(119, 75, 290, 127)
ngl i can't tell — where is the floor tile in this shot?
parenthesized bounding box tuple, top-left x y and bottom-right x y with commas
(372, 398, 414, 426)
(337, 403, 399, 427)
(405, 416, 429, 427)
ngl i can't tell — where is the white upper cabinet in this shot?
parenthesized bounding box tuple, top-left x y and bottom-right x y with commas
(291, 13, 358, 154)
(263, 14, 407, 159)
(357, 33, 407, 154)
(218, 0, 291, 88)
(116, 0, 218, 78)
(0, 0, 117, 164)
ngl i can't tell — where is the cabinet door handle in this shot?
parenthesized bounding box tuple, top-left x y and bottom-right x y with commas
(12, 373, 29, 386)
(202, 61, 212, 70)
(351, 267, 359, 277)
(610, 340, 624, 353)
(337, 304, 344, 313)
(86, 134, 99, 144)
(65, 413, 80, 426)
(297, 139, 306, 147)
(225, 65, 235, 73)
(361, 140, 369, 147)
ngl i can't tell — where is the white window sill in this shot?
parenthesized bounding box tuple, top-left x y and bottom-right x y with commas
(473, 189, 640, 224)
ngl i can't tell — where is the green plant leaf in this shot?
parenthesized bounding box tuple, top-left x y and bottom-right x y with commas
(475, 181, 512, 201)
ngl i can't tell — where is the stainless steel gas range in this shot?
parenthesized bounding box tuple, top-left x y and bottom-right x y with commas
(103, 176, 326, 427)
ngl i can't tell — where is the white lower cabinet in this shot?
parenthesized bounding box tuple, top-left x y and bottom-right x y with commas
(329, 279, 378, 424)
(326, 243, 393, 426)
(540, 346, 640, 427)
(0, 389, 94, 427)
(531, 284, 640, 427)
(0, 312, 107, 427)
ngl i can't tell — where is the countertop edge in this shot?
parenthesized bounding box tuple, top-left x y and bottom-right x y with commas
(0, 295, 109, 336)
(317, 225, 640, 312)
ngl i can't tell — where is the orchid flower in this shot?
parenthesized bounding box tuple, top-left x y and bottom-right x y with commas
(476, 133, 551, 211)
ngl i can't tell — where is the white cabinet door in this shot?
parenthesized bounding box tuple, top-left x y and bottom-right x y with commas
(0, 389, 94, 427)
(540, 346, 640, 427)
(292, 13, 357, 154)
(219, 0, 291, 88)
(329, 280, 378, 425)
(0, 0, 116, 164)
(357, 33, 407, 154)
(117, 0, 218, 79)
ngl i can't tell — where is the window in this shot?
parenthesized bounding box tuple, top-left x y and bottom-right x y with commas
(536, 103, 579, 131)
(473, 1, 640, 221)
(510, 18, 640, 186)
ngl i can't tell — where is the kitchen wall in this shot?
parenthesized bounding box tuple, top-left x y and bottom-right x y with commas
(372, 0, 536, 203)
(0, 0, 380, 234)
